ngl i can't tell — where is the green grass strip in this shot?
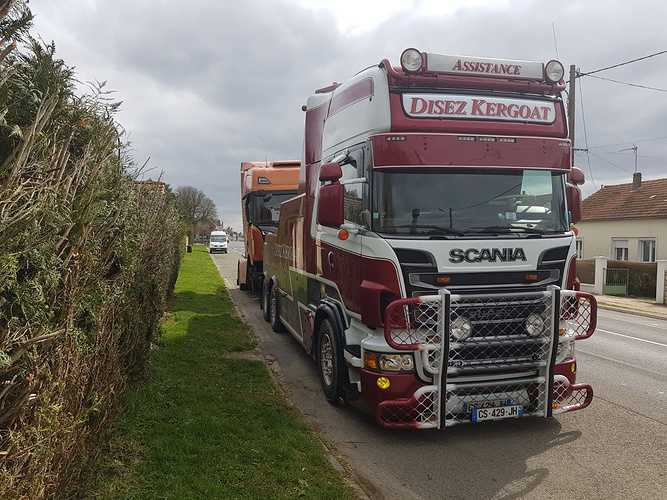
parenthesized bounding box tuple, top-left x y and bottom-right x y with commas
(93, 246, 354, 499)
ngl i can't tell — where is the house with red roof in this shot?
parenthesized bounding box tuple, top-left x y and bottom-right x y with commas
(577, 173, 667, 262)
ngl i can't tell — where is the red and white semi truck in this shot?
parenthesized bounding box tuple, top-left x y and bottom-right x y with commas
(262, 49, 597, 429)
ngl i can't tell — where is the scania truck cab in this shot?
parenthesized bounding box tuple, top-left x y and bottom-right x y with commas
(263, 50, 597, 429)
(237, 160, 300, 293)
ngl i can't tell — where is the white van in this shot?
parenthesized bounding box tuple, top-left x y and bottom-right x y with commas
(208, 230, 228, 254)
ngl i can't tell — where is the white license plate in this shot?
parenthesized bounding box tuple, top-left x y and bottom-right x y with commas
(472, 404, 523, 422)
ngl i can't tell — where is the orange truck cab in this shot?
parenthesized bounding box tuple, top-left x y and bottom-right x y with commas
(237, 161, 300, 293)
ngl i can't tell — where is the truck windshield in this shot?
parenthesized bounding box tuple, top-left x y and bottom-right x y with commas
(210, 235, 227, 242)
(372, 169, 567, 237)
(247, 191, 295, 228)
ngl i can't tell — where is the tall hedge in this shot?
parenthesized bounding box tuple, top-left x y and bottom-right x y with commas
(0, 2, 183, 497)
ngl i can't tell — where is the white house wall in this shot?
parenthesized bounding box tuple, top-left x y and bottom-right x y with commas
(577, 218, 667, 261)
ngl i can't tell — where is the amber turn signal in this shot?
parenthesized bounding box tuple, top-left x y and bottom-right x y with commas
(338, 229, 349, 241)
(364, 352, 378, 370)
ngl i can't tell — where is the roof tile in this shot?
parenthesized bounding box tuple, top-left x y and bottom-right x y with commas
(582, 177, 667, 221)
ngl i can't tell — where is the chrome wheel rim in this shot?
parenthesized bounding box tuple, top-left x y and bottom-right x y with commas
(320, 331, 334, 387)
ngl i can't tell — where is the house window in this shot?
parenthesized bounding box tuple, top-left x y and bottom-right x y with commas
(576, 239, 584, 259)
(639, 239, 656, 263)
(611, 239, 629, 261)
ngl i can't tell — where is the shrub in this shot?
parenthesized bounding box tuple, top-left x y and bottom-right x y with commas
(0, 2, 183, 497)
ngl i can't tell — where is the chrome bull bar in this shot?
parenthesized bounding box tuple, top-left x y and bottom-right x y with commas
(380, 287, 597, 429)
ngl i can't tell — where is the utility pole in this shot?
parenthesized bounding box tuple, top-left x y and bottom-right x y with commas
(567, 64, 577, 148)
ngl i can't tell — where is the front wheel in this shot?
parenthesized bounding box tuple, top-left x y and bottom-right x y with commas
(316, 318, 345, 404)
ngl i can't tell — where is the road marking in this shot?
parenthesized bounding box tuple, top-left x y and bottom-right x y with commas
(597, 328, 667, 348)
(577, 348, 667, 381)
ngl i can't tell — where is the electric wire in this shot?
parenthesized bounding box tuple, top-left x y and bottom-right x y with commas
(577, 77, 596, 188)
(586, 74, 667, 93)
(588, 150, 632, 173)
(578, 49, 667, 77)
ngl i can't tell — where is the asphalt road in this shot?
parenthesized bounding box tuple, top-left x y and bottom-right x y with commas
(214, 242, 666, 500)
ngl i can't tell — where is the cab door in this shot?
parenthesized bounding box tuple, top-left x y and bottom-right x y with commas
(319, 144, 369, 315)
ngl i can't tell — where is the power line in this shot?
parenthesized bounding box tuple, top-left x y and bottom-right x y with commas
(578, 49, 667, 77)
(588, 135, 667, 149)
(588, 150, 632, 173)
(586, 74, 667, 93)
(577, 77, 596, 188)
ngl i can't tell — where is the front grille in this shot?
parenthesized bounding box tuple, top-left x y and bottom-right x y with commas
(394, 245, 569, 296)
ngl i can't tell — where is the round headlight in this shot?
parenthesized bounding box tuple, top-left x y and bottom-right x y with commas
(401, 48, 424, 72)
(451, 316, 472, 341)
(525, 313, 545, 337)
(544, 60, 564, 83)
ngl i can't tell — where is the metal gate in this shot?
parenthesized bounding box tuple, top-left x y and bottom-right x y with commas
(379, 287, 597, 429)
(604, 268, 629, 296)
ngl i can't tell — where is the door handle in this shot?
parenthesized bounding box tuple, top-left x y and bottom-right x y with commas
(327, 251, 335, 269)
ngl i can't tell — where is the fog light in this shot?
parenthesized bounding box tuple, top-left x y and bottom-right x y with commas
(525, 313, 545, 337)
(451, 316, 472, 341)
(377, 376, 391, 390)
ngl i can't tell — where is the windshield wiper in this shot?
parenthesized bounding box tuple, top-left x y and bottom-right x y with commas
(468, 225, 553, 235)
(383, 224, 465, 236)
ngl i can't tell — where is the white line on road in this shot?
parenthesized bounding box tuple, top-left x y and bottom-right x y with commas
(597, 328, 667, 348)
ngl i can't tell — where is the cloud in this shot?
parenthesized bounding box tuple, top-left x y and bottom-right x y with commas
(31, 0, 667, 228)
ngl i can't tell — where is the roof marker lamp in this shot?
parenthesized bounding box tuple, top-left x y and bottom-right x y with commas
(401, 48, 424, 72)
(544, 60, 564, 83)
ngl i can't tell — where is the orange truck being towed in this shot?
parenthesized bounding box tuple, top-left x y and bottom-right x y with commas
(237, 160, 300, 293)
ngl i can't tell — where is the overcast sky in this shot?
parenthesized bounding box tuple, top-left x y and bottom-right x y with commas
(32, 0, 667, 231)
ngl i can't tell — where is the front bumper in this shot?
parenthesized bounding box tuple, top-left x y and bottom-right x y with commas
(369, 288, 596, 430)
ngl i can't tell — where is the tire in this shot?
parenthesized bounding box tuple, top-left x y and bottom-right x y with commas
(238, 262, 248, 291)
(269, 285, 285, 333)
(261, 280, 271, 322)
(316, 318, 345, 404)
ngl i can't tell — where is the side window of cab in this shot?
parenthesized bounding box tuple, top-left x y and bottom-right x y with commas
(338, 146, 369, 227)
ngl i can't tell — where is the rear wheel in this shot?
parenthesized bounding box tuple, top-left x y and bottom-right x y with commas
(316, 318, 345, 404)
(262, 280, 271, 322)
(270, 285, 284, 333)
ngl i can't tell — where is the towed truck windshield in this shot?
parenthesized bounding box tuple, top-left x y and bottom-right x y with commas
(372, 169, 567, 237)
(247, 191, 295, 229)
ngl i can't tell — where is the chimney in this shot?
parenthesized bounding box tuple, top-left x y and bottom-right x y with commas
(633, 172, 642, 190)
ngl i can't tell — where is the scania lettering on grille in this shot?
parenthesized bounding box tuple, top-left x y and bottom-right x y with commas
(449, 248, 527, 264)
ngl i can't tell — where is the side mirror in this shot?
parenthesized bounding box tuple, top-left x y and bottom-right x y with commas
(320, 162, 342, 182)
(318, 183, 344, 227)
(568, 166, 585, 186)
(566, 183, 582, 224)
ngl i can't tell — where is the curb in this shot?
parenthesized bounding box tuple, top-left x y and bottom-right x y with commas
(597, 303, 667, 321)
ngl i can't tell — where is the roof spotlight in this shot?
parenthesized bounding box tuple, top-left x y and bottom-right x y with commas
(544, 60, 564, 83)
(401, 48, 424, 72)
